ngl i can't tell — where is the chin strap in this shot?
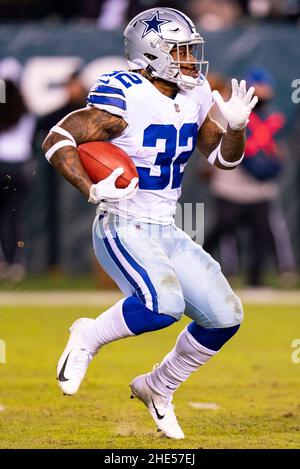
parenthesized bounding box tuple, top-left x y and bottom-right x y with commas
(177, 72, 199, 90)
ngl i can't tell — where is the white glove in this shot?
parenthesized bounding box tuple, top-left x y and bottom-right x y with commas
(212, 79, 258, 131)
(88, 167, 139, 204)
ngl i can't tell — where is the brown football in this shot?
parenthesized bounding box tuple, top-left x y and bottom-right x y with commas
(78, 141, 139, 188)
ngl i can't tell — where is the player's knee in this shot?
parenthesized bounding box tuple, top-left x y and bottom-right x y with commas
(142, 288, 185, 320)
(186, 289, 242, 348)
(217, 292, 244, 328)
(235, 295, 244, 324)
(192, 291, 243, 329)
(158, 291, 185, 321)
(227, 293, 244, 326)
(122, 296, 177, 335)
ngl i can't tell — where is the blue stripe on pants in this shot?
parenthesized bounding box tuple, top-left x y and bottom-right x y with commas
(100, 215, 158, 313)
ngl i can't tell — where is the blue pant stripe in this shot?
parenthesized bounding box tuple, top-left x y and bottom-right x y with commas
(98, 217, 145, 304)
(108, 217, 159, 314)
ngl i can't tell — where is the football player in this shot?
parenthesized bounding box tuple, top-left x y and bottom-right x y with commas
(42, 8, 257, 439)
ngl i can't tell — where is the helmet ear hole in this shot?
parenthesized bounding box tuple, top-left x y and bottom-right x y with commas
(144, 53, 157, 61)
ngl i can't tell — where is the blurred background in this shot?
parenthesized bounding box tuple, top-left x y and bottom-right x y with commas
(0, 0, 300, 289)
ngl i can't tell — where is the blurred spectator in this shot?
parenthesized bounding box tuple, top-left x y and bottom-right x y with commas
(96, 0, 150, 30)
(285, 107, 300, 269)
(35, 71, 87, 273)
(190, 0, 243, 30)
(0, 0, 190, 23)
(0, 0, 299, 24)
(96, 0, 187, 30)
(0, 58, 36, 282)
(247, 0, 300, 21)
(203, 68, 297, 287)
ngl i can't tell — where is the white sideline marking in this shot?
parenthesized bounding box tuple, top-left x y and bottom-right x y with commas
(0, 289, 300, 306)
(0, 290, 123, 306)
(189, 402, 220, 410)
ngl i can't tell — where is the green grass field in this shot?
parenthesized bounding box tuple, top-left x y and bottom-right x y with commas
(1, 302, 300, 449)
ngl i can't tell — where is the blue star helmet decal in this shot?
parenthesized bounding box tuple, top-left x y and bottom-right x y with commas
(140, 11, 171, 38)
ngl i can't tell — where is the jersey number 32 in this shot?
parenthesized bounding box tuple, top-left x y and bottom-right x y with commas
(137, 123, 198, 190)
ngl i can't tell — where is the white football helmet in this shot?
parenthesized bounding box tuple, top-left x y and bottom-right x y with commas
(124, 7, 209, 90)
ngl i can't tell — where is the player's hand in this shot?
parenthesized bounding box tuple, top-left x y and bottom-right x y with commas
(88, 167, 139, 204)
(212, 79, 258, 131)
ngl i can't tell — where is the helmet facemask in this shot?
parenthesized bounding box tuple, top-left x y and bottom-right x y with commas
(158, 39, 209, 90)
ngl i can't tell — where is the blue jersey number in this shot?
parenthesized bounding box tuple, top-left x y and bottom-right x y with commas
(99, 71, 142, 88)
(137, 123, 198, 190)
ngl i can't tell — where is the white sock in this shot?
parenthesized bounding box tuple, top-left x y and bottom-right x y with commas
(146, 326, 217, 398)
(82, 299, 134, 354)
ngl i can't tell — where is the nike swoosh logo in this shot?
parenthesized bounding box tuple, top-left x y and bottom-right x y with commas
(151, 397, 165, 420)
(58, 351, 71, 382)
(166, 385, 176, 390)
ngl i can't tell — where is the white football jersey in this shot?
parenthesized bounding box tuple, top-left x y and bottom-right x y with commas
(87, 70, 212, 224)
